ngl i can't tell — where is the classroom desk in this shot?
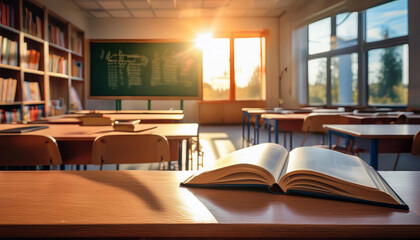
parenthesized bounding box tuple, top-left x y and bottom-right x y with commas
(73, 110, 184, 114)
(342, 113, 420, 124)
(262, 113, 308, 149)
(0, 170, 418, 239)
(323, 124, 420, 170)
(0, 123, 198, 170)
(241, 108, 275, 146)
(45, 113, 184, 124)
(342, 113, 399, 124)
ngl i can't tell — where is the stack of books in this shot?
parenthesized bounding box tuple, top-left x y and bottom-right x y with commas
(79, 112, 113, 126)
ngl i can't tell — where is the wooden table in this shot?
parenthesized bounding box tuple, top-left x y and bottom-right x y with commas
(0, 123, 198, 170)
(73, 110, 184, 114)
(262, 113, 309, 149)
(46, 113, 184, 124)
(241, 108, 274, 146)
(323, 124, 420, 170)
(0, 170, 418, 239)
(342, 113, 420, 124)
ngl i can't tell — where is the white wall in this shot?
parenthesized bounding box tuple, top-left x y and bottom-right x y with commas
(38, 0, 89, 31)
(87, 17, 280, 122)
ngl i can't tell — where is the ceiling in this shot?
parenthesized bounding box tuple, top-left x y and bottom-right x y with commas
(69, 0, 295, 18)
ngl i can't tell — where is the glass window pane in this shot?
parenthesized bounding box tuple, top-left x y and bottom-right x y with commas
(331, 53, 358, 105)
(366, 0, 408, 42)
(202, 38, 230, 100)
(308, 58, 327, 105)
(234, 38, 262, 100)
(336, 12, 358, 49)
(308, 18, 331, 55)
(368, 44, 408, 105)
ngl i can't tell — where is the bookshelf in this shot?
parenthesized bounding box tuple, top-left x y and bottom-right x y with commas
(0, 0, 85, 123)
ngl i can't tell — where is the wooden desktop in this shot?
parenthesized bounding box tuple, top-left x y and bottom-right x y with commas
(0, 171, 418, 238)
(0, 123, 199, 170)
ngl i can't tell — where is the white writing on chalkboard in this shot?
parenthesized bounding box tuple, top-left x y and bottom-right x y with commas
(100, 50, 148, 89)
(150, 50, 195, 87)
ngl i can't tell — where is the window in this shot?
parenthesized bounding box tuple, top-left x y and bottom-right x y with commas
(331, 53, 358, 105)
(368, 44, 408, 105)
(308, 18, 331, 55)
(306, 0, 408, 107)
(202, 34, 265, 101)
(308, 58, 327, 104)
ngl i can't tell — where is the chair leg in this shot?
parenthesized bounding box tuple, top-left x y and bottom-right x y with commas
(301, 131, 308, 147)
(392, 153, 401, 170)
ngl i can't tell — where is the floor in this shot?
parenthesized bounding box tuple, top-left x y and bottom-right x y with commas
(197, 124, 420, 171)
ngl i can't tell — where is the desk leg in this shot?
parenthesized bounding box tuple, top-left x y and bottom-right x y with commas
(328, 132, 332, 149)
(247, 113, 251, 147)
(290, 132, 293, 150)
(178, 141, 183, 170)
(266, 121, 272, 143)
(254, 115, 261, 145)
(370, 139, 379, 170)
(283, 133, 287, 149)
(275, 120, 279, 144)
(186, 139, 190, 170)
(242, 112, 247, 147)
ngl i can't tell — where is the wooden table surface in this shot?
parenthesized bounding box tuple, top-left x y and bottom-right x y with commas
(46, 113, 184, 124)
(323, 124, 420, 170)
(0, 124, 199, 167)
(0, 171, 418, 238)
(323, 124, 420, 139)
(0, 123, 198, 141)
(73, 110, 184, 114)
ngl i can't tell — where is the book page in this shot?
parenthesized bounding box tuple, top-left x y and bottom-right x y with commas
(286, 147, 376, 189)
(182, 143, 289, 185)
(210, 143, 288, 182)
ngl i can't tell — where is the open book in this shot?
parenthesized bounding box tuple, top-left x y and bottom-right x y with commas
(181, 143, 408, 209)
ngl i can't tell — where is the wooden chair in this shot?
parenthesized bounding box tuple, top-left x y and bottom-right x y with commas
(92, 134, 171, 170)
(0, 134, 62, 169)
(301, 113, 348, 145)
(412, 131, 420, 156)
(393, 131, 420, 170)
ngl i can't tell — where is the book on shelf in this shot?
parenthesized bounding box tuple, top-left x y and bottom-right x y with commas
(0, 77, 7, 102)
(0, 78, 16, 103)
(22, 8, 42, 37)
(0, 36, 18, 66)
(49, 54, 68, 74)
(48, 24, 65, 48)
(70, 86, 83, 110)
(24, 81, 41, 102)
(72, 60, 83, 78)
(0, 108, 21, 124)
(181, 143, 409, 209)
(22, 105, 43, 122)
(0, 2, 14, 28)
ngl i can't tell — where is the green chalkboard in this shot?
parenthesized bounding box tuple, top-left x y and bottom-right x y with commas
(90, 41, 202, 100)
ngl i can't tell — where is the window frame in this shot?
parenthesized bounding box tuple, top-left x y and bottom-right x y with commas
(306, 2, 409, 107)
(201, 31, 267, 102)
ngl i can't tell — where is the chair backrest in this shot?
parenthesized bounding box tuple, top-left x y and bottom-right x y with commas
(412, 131, 420, 156)
(391, 114, 408, 124)
(92, 133, 171, 169)
(302, 113, 346, 134)
(0, 134, 62, 169)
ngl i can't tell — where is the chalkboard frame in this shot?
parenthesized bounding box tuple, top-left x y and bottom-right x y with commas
(89, 39, 203, 100)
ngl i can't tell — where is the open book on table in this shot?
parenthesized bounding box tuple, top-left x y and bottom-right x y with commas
(181, 143, 408, 209)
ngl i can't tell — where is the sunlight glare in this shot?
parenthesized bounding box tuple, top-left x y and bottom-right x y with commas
(195, 33, 213, 49)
